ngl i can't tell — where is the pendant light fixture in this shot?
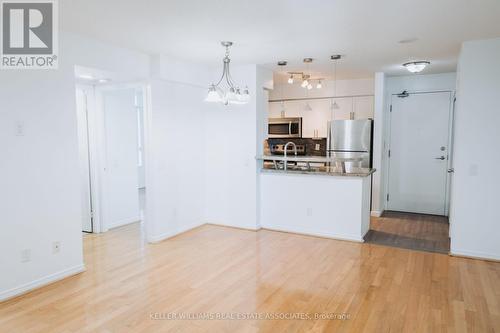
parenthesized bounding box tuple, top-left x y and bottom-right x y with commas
(205, 41, 250, 105)
(302, 58, 313, 89)
(403, 61, 430, 73)
(277, 61, 288, 117)
(330, 55, 341, 111)
(304, 70, 312, 111)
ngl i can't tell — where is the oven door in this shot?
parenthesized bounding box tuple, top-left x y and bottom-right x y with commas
(268, 118, 302, 138)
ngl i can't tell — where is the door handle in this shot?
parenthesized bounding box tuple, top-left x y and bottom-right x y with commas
(447, 168, 455, 173)
(435, 156, 446, 160)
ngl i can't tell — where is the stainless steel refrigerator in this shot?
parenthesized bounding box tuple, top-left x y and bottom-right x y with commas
(327, 119, 373, 169)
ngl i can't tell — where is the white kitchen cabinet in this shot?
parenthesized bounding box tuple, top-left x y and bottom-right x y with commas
(331, 97, 353, 120)
(267, 95, 373, 138)
(353, 96, 374, 119)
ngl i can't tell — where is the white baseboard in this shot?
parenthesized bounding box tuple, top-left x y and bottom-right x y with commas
(450, 248, 500, 262)
(147, 223, 204, 243)
(262, 225, 364, 243)
(206, 222, 261, 232)
(0, 264, 85, 302)
(371, 210, 383, 217)
(107, 216, 141, 230)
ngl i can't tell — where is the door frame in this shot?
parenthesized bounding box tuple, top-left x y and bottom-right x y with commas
(385, 90, 455, 216)
(78, 81, 150, 233)
(76, 84, 101, 233)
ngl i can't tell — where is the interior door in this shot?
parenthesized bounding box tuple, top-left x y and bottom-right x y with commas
(387, 91, 451, 215)
(102, 88, 140, 229)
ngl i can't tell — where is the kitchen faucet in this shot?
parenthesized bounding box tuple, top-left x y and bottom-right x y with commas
(283, 142, 297, 171)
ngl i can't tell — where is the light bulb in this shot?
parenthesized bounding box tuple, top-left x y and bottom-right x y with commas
(301, 79, 309, 88)
(205, 85, 221, 102)
(307, 84, 313, 90)
(316, 81, 322, 89)
(288, 76, 294, 84)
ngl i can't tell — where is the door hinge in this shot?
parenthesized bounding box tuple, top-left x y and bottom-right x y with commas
(90, 210, 95, 219)
(390, 105, 392, 112)
(388, 149, 391, 158)
(387, 194, 390, 201)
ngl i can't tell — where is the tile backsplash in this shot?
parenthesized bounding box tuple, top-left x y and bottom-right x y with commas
(265, 138, 327, 156)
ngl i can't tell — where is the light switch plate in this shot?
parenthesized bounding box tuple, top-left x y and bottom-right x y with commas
(15, 121, 25, 136)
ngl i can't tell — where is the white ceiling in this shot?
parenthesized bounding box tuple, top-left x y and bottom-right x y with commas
(61, 0, 500, 79)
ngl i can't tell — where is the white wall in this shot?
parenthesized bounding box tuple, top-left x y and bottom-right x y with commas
(0, 32, 150, 301)
(145, 56, 210, 242)
(371, 73, 386, 216)
(204, 65, 272, 230)
(379, 73, 457, 214)
(450, 38, 500, 261)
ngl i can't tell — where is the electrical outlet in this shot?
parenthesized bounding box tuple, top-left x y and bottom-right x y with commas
(52, 241, 61, 254)
(21, 249, 31, 263)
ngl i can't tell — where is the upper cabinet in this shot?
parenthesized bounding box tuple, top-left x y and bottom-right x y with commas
(353, 96, 374, 120)
(268, 96, 374, 138)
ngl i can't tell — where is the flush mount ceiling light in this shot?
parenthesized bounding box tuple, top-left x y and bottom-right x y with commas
(205, 41, 250, 105)
(403, 61, 430, 73)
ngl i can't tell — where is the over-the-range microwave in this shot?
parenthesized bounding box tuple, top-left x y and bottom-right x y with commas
(268, 117, 302, 138)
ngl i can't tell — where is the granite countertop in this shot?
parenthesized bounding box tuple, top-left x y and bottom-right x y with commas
(260, 165, 376, 177)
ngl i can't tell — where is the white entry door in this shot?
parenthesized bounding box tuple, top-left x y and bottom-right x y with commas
(102, 89, 140, 229)
(387, 91, 452, 215)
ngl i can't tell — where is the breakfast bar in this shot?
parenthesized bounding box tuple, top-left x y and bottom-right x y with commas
(257, 155, 375, 242)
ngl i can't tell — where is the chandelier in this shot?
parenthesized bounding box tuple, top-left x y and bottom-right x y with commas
(205, 41, 250, 105)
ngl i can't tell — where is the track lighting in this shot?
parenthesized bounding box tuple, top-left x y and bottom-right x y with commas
(288, 75, 294, 84)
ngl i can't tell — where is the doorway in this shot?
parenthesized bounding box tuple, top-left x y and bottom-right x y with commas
(387, 91, 453, 216)
(76, 81, 148, 234)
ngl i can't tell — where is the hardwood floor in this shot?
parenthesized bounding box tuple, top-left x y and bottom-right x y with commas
(365, 211, 450, 254)
(1, 223, 500, 332)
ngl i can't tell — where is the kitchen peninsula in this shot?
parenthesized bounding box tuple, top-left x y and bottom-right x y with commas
(257, 155, 374, 243)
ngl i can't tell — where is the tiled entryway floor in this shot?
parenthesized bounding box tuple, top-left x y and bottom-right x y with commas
(365, 211, 450, 254)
